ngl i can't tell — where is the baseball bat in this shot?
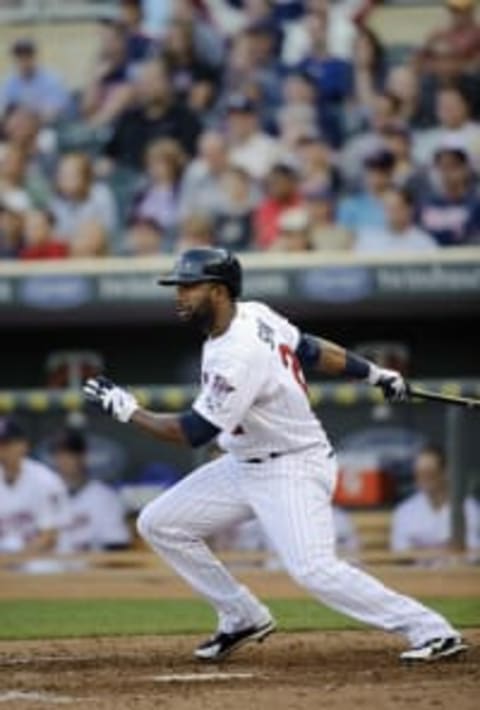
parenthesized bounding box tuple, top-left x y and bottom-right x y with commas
(407, 385, 480, 410)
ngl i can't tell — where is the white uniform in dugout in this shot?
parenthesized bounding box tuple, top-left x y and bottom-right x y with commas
(391, 492, 480, 552)
(58, 480, 131, 553)
(0, 458, 69, 552)
(138, 301, 456, 645)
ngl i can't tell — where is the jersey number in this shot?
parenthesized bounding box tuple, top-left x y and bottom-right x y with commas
(279, 344, 307, 393)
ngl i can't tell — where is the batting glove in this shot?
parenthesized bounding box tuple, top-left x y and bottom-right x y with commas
(83, 375, 139, 423)
(368, 366, 408, 402)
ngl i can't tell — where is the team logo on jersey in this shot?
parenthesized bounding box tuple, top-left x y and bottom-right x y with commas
(205, 374, 235, 413)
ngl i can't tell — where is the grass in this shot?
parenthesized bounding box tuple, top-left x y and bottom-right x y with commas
(0, 598, 478, 641)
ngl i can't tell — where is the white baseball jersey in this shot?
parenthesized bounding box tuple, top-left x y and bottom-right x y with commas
(58, 480, 131, 553)
(391, 492, 480, 552)
(193, 301, 330, 460)
(0, 457, 70, 553)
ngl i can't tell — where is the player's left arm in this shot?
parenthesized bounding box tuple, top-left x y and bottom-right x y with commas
(295, 333, 408, 401)
(83, 377, 220, 447)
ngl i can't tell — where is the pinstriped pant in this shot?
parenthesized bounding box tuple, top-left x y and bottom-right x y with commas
(137, 447, 456, 645)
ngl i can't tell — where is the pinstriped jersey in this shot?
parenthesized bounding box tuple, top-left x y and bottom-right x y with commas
(193, 301, 329, 460)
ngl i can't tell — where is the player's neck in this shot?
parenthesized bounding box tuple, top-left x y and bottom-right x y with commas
(209, 301, 237, 339)
(2, 460, 22, 484)
(428, 487, 448, 510)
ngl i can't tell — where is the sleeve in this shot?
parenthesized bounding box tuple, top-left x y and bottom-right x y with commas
(193, 345, 269, 433)
(43, 74, 69, 114)
(96, 184, 118, 233)
(91, 487, 131, 549)
(337, 197, 355, 230)
(258, 303, 300, 350)
(274, 311, 301, 351)
(390, 505, 411, 553)
(465, 497, 480, 551)
(35, 473, 71, 533)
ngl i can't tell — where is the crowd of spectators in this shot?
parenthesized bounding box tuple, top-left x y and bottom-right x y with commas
(1, 0, 480, 260)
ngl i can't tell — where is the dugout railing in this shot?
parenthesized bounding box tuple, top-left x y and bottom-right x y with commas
(1, 378, 479, 552)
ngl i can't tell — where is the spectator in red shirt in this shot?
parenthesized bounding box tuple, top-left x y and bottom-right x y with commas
(254, 163, 302, 250)
(19, 208, 68, 260)
(419, 0, 480, 75)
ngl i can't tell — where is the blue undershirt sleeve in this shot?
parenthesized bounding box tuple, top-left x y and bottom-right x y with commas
(179, 408, 221, 448)
(295, 333, 321, 369)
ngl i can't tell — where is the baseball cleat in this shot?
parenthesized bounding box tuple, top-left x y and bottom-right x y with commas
(194, 618, 276, 662)
(400, 636, 468, 662)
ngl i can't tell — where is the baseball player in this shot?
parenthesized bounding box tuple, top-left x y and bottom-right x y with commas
(391, 444, 480, 553)
(84, 247, 466, 663)
(0, 417, 69, 554)
(51, 429, 131, 553)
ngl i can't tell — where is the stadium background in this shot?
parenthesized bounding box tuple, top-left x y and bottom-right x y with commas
(0, 2, 479, 708)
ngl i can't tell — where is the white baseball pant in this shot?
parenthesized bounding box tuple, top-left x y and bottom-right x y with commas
(137, 446, 457, 645)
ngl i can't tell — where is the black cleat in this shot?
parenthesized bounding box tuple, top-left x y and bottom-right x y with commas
(194, 618, 276, 662)
(400, 636, 468, 662)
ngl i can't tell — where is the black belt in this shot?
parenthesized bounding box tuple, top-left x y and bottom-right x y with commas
(244, 452, 282, 464)
(243, 445, 334, 465)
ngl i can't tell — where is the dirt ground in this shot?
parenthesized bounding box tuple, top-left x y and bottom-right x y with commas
(0, 562, 478, 709)
(0, 630, 478, 710)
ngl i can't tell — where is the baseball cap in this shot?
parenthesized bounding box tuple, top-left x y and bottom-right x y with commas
(50, 429, 87, 454)
(0, 417, 26, 443)
(446, 0, 474, 10)
(269, 158, 300, 177)
(246, 17, 278, 36)
(11, 38, 36, 55)
(434, 145, 470, 164)
(364, 149, 395, 171)
(226, 93, 257, 114)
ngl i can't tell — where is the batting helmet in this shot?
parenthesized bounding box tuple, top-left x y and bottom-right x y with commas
(158, 248, 242, 298)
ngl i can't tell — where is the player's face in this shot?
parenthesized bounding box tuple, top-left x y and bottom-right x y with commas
(414, 453, 446, 497)
(53, 451, 85, 488)
(0, 439, 27, 470)
(175, 282, 218, 331)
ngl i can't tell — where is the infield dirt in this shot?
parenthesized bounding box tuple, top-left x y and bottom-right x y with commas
(0, 629, 478, 710)
(0, 563, 478, 709)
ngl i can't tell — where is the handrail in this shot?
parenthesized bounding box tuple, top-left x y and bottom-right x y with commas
(1, 247, 480, 278)
(1, 380, 479, 413)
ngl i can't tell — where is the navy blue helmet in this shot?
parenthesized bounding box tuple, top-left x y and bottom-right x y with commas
(158, 248, 242, 299)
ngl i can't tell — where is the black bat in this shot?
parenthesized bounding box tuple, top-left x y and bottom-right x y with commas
(407, 385, 480, 410)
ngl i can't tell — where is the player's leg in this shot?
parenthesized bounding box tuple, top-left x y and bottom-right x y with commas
(137, 453, 271, 635)
(248, 447, 460, 651)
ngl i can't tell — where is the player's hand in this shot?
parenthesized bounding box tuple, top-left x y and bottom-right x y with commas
(368, 366, 408, 402)
(83, 375, 139, 423)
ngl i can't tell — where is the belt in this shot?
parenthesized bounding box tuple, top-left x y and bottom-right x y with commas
(244, 452, 282, 464)
(243, 444, 334, 465)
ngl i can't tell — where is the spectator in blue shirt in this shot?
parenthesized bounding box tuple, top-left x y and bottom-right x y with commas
(419, 147, 480, 246)
(294, 9, 353, 146)
(337, 149, 394, 237)
(118, 0, 157, 68)
(0, 39, 70, 122)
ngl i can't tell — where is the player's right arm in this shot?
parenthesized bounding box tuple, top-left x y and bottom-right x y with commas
(295, 333, 408, 401)
(83, 376, 220, 448)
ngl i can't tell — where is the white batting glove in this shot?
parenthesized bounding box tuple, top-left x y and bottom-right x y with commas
(367, 366, 408, 402)
(83, 376, 139, 423)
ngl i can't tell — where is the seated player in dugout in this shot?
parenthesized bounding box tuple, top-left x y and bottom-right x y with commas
(391, 444, 480, 554)
(0, 417, 69, 555)
(51, 428, 131, 553)
(84, 247, 467, 664)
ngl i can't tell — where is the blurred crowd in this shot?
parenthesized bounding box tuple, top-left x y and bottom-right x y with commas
(1, 0, 480, 260)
